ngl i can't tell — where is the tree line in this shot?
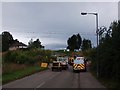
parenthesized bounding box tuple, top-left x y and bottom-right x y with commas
(1, 31, 53, 65)
(67, 33, 92, 51)
(85, 20, 120, 88)
(0, 31, 44, 52)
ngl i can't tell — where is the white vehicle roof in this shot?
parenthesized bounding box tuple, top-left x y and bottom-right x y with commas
(76, 57, 84, 60)
(53, 61, 61, 63)
(74, 57, 84, 64)
(57, 57, 68, 62)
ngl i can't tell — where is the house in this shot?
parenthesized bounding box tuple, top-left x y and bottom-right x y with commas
(9, 40, 27, 51)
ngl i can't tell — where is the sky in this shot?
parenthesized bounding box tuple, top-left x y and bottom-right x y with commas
(118, 1, 120, 20)
(1, 1, 119, 50)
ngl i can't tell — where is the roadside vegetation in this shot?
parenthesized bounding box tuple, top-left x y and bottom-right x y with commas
(83, 20, 120, 89)
(2, 49, 53, 84)
(3, 65, 47, 84)
(3, 49, 52, 65)
(0, 31, 56, 84)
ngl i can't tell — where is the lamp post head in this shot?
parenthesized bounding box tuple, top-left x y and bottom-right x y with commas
(81, 12, 98, 15)
(81, 12, 87, 15)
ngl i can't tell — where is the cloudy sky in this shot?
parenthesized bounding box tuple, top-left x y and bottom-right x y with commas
(1, 1, 119, 50)
(118, 1, 120, 20)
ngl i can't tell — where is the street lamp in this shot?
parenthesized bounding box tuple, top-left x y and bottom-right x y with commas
(81, 12, 99, 77)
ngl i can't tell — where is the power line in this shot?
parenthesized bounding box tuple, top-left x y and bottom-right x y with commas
(1, 30, 96, 36)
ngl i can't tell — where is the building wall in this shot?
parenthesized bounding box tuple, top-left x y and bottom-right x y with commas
(19, 46, 27, 49)
(9, 46, 18, 51)
(9, 46, 27, 51)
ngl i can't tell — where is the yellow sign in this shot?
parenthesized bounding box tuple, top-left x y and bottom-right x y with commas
(41, 63, 48, 68)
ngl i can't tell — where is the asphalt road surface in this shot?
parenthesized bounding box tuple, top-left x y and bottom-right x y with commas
(2, 65, 106, 89)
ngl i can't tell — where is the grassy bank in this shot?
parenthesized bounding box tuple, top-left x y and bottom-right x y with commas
(2, 65, 48, 84)
(2, 49, 52, 84)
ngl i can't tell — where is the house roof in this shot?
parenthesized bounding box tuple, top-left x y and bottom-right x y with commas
(10, 40, 27, 47)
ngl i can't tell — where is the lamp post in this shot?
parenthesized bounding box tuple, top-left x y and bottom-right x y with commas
(81, 12, 99, 77)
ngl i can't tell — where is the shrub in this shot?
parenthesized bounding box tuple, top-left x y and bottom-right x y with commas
(3, 49, 52, 65)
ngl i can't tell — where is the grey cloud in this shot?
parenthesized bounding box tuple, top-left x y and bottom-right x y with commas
(45, 43, 67, 50)
(118, 1, 120, 20)
(2, 2, 118, 49)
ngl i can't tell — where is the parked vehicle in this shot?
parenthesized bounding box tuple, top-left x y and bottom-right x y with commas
(52, 61, 62, 71)
(57, 57, 68, 70)
(73, 57, 86, 72)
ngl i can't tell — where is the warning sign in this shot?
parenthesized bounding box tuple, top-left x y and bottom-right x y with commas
(41, 63, 48, 68)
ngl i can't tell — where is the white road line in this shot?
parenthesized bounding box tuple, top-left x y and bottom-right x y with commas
(48, 72, 60, 80)
(34, 71, 61, 89)
(34, 82, 45, 90)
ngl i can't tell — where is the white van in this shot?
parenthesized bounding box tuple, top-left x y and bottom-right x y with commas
(73, 57, 86, 72)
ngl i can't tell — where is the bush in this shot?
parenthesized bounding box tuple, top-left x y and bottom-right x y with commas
(3, 51, 18, 63)
(3, 49, 52, 65)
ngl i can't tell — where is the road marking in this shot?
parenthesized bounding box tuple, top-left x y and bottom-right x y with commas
(48, 72, 61, 80)
(34, 71, 61, 90)
(34, 82, 45, 90)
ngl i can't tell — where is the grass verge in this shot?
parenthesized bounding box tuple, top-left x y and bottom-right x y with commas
(2, 66, 48, 85)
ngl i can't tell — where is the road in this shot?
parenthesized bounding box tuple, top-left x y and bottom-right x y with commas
(2, 65, 106, 89)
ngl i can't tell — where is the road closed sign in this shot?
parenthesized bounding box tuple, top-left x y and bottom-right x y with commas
(41, 63, 48, 68)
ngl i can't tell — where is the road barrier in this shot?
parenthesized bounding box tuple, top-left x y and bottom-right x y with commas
(40, 63, 48, 68)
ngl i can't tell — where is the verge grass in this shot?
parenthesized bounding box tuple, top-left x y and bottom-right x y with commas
(2, 66, 48, 84)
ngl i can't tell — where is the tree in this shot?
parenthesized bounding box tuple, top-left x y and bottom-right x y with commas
(67, 33, 82, 51)
(28, 39, 34, 48)
(87, 20, 120, 88)
(76, 33, 82, 49)
(110, 21, 120, 82)
(2, 31, 14, 51)
(81, 39, 92, 51)
(28, 39, 44, 49)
